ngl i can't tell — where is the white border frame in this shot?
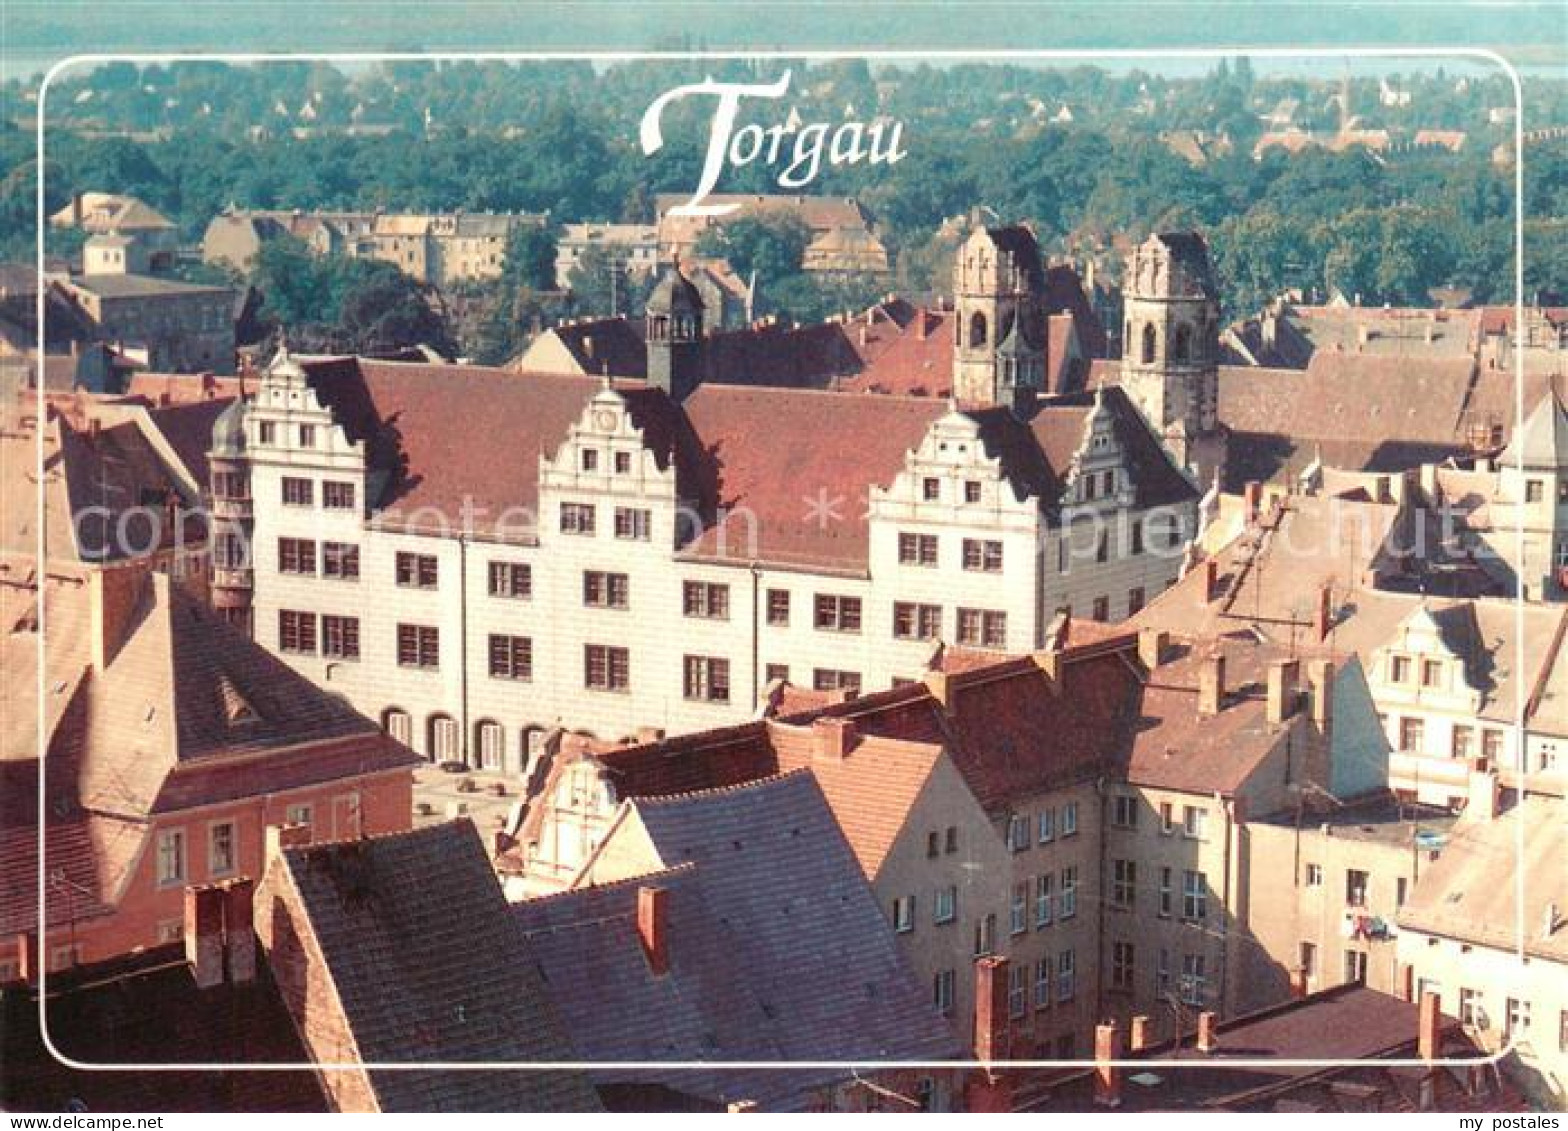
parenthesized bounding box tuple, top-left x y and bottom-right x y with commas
(32, 45, 1528, 1078)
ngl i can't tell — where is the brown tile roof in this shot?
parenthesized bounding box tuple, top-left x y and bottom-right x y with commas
(5, 945, 328, 1112)
(839, 308, 954, 397)
(277, 820, 602, 1112)
(143, 396, 236, 489)
(514, 772, 958, 1110)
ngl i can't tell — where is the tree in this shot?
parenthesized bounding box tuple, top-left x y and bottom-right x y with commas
(500, 223, 558, 293)
(694, 214, 809, 286)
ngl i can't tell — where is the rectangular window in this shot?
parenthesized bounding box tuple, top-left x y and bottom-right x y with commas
(1037, 809, 1055, 843)
(581, 448, 599, 472)
(321, 541, 359, 580)
(1421, 659, 1443, 687)
(962, 538, 1003, 572)
(277, 537, 316, 576)
(156, 829, 185, 886)
(933, 885, 957, 925)
(682, 581, 730, 619)
(1346, 868, 1369, 906)
(1130, 519, 1144, 555)
(814, 594, 862, 632)
(965, 480, 982, 504)
(1010, 883, 1028, 936)
(945, 826, 958, 854)
(285, 803, 313, 832)
(1305, 862, 1323, 887)
(281, 476, 313, 506)
(396, 623, 439, 669)
(766, 589, 791, 626)
(584, 570, 630, 609)
(1183, 870, 1209, 920)
(922, 477, 940, 501)
(933, 969, 955, 1016)
(1060, 866, 1078, 919)
(1128, 586, 1146, 615)
(585, 644, 630, 691)
(488, 634, 533, 681)
(956, 608, 1007, 648)
(278, 610, 317, 654)
(322, 480, 355, 510)
(764, 662, 789, 684)
(1399, 717, 1425, 753)
(892, 895, 915, 934)
(1300, 941, 1318, 982)
(1057, 948, 1076, 1003)
(1452, 724, 1474, 759)
(395, 552, 438, 589)
(209, 821, 236, 877)
(1092, 595, 1111, 623)
(1157, 948, 1171, 998)
(1008, 962, 1028, 1019)
(614, 507, 651, 541)
(1007, 813, 1030, 852)
(614, 450, 632, 474)
(258, 421, 275, 445)
(1112, 941, 1135, 991)
(682, 655, 731, 703)
(1391, 655, 1412, 683)
(1035, 873, 1053, 927)
(897, 531, 939, 566)
(893, 601, 942, 641)
(322, 614, 360, 659)
(1061, 801, 1078, 837)
(1112, 859, 1137, 909)
(298, 424, 315, 448)
(973, 913, 997, 957)
(1112, 794, 1138, 829)
(487, 561, 531, 598)
(1459, 987, 1479, 1027)
(560, 502, 596, 535)
(813, 668, 861, 694)
(1159, 802, 1175, 835)
(1158, 866, 1173, 918)
(1344, 949, 1368, 983)
(1482, 728, 1504, 761)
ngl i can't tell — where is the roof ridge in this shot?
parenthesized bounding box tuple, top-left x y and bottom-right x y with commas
(283, 814, 475, 860)
(630, 766, 813, 806)
(515, 860, 699, 909)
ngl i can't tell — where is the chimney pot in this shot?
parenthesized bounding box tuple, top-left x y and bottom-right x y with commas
(1204, 558, 1222, 603)
(1198, 652, 1226, 717)
(1094, 1022, 1123, 1107)
(1418, 989, 1442, 1063)
(637, 885, 670, 977)
(1196, 1010, 1219, 1053)
(973, 955, 1010, 1063)
(812, 716, 857, 761)
(184, 884, 225, 989)
(1266, 658, 1302, 725)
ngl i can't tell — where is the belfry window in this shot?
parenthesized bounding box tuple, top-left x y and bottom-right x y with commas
(969, 312, 988, 348)
(1141, 323, 1157, 364)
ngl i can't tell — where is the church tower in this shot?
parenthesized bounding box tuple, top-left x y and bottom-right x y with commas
(1118, 231, 1225, 481)
(645, 262, 704, 403)
(952, 220, 1046, 414)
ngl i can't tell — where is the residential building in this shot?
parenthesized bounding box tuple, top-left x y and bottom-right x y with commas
(654, 193, 889, 276)
(50, 192, 179, 271)
(1397, 794, 1568, 1108)
(512, 772, 962, 1111)
(553, 222, 660, 289)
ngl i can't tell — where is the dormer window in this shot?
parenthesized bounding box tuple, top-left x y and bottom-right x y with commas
(1390, 655, 1411, 683)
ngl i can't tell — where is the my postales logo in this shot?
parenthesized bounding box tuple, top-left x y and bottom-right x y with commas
(639, 69, 907, 217)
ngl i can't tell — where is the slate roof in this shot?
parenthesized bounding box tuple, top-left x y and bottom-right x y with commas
(4, 946, 328, 1113)
(278, 821, 602, 1112)
(1397, 795, 1568, 962)
(514, 772, 959, 1111)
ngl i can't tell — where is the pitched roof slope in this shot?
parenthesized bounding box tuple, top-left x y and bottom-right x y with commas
(516, 772, 958, 1110)
(278, 821, 602, 1112)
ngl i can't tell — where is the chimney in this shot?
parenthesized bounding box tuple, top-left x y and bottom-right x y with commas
(14, 931, 38, 985)
(973, 955, 1010, 1063)
(1093, 1022, 1123, 1107)
(1314, 584, 1333, 640)
(916, 311, 929, 341)
(1266, 658, 1302, 724)
(89, 562, 150, 672)
(1397, 962, 1415, 1002)
(1138, 628, 1169, 672)
(221, 877, 256, 985)
(1308, 659, 1335, 728)
(1196, 1010, 1219, 1053)
(812, 716, 857, 761)
(1289, 966, 1309, 999)
(1465, 758, 1500, 820)
(1128, 1014, 1152, 1053)
(71, 191, 84, 227)
(922, 668, 952, 708)
(184, 884, 225, 989)
(1418, 989, 1441, 1063)
(1203, 558, 1222, 602)
(1198, 652, 1226, 717)
(265, 821, 313, 862)
(637, 885, 669, 977)
(1243, 480, 1263, 524)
